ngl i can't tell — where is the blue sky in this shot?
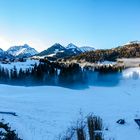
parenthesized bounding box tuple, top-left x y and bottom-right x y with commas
(0, 0, 139, 51)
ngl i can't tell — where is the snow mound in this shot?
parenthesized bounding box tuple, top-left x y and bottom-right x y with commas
(123, 67, 140, 79)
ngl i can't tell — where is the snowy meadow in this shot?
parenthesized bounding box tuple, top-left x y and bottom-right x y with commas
(0, 60, 140, 140)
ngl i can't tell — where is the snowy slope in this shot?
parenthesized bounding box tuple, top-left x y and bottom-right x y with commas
(80, 46, 95, 52)
(0, 48, 4, 53)
(0, 68, 140, 139)
(0, 48, 5, 57)
(0, 59, 39, 72)
(37, 43, 66, 57)
(66, 43, 82, 54)
(0, 48, 13, 59)
(7, 44, 38, 58)
(66, 44, 95, 53)
(124, 40, 140, 46)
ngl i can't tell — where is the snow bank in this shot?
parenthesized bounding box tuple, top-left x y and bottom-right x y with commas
(122, 67, 140, 79)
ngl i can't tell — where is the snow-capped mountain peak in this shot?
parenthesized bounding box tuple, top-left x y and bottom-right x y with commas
(37, 43, 95, 59)
(37, 43, 66, 57)
(51, 43, 65, 51)
(0, 48, 13, 59)
(7, 44, 38, 58)
(66, 44, 95, 53)
(66, 43, 78, 49)
(66, 43, 82, 54)
(53, 43, 64, 48)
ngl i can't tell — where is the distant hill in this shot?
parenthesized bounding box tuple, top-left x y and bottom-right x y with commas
(0, 43, 94, 60)
(67, 41, 140, 62)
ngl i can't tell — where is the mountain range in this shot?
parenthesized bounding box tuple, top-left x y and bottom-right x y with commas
(0, 44, 38, 59)
(36, 43, 94, 60)
(0, 43, 94, 59)
(0, 41, 139, 61)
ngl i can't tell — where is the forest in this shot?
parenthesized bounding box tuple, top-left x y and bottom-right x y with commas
(0, 59, 123, 88)
(68, 43, 140, 62)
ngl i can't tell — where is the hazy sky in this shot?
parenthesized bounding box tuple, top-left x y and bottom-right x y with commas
(0, 0, 140, 51)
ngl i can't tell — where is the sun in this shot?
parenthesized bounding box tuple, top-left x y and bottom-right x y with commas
(0, 36, 11, 50)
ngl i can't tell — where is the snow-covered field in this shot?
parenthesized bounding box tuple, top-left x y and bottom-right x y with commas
(0, 68, 140, 140)
(117, 58, 140, 67)
(0, 59, 39, 71)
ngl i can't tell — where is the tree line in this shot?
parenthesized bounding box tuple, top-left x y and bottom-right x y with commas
(0, 59, 123, 87)
(0, 60, 88, 86)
